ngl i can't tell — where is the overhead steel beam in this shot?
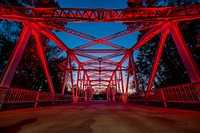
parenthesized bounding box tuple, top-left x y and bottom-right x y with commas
(73, 49, 128, 54)
(1, 4, 199, 22)
(65, 69, 128, 71)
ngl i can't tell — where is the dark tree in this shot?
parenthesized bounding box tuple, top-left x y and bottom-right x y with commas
(126, 0, 200, 91)
(0, 0, 67, 93)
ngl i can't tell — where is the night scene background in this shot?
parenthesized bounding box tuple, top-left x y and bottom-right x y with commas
(0, 0, 199, 94)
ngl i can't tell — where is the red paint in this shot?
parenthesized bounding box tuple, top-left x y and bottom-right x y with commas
(0, 4, 199, 105)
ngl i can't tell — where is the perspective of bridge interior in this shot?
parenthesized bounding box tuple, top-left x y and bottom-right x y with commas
(0, 0, 200, 133)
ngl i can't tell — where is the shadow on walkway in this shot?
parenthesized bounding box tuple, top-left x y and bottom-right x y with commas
(0, 118, 37, 133)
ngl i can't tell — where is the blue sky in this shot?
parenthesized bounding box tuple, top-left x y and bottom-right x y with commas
(57, 0, 128, 9)
(53, 0, 138, 92)
(54, 0, 138, 52)
(52, 0, 139, 66)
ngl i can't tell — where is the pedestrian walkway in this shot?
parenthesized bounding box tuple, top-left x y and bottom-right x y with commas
(0, 101, 200, 133)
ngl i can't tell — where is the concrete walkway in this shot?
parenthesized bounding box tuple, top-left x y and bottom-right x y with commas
(0, 101, 200, 133)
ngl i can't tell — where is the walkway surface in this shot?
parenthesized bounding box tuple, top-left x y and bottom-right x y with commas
(0, 101, 200, 133)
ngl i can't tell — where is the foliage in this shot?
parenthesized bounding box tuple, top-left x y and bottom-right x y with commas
(127, 0, 200, 91)
(0, 0, 67, 93)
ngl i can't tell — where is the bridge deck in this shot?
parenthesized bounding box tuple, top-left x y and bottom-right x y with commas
(0, 101, 200, 133)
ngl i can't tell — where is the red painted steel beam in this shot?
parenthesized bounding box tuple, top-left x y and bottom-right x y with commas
(73, 49, 128, 54)
(1, 4, 199, 22)
(75, 41, 124, 50)
(68, 56, 75, 98)
(0, 24, 32, 87)
(130, 23, 162, 51)
(44, 22, 158, 43)
(106, 54, 129, 93)
(40, 26, 70, 51)
(169, 22, 200, 82)
(88, 74, 111, 77)
(90, 80, 110, 82)
(73, 23, 158, 50)
(65, 69, 128, 71)
(125, 58, 131, 95)
(61, 58, 68, 95)
(37, 24, 93, 91)
(32, 29, 55, 93)
(43, 23, 98, 42)
(76, 66, 80, 97)
(82, 60, 118, 66)
(147, 27, 169, 91)
(75, 53, 99, 60)
(42, 23, 125, 50)
(130, 53, 139, 93)
(76, 52, 126, 62)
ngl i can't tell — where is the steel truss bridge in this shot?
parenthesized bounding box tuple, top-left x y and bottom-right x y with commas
(0, 4, 200, 110)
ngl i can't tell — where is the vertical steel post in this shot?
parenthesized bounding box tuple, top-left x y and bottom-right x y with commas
(117, 72, 121, 93)
(34, 92, 40, 108)
(69, 56, 75, 102)
(125, 58, 130, 96)
(61, 56, 68, 95)
(61, 69, 67, 95)
(75, 66, 80, 102)
(78, 72, 82, 97)
(130, 53, 139, 93)
(115, 74, 118, 92)
(161, 89, 167, 108)
(120, 66, 124, 95)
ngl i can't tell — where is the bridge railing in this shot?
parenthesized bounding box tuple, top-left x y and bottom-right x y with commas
(0, 87, 72, 111)
(128, 82, 200, 107)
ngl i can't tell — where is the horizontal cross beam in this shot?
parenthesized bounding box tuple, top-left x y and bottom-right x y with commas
(0, 4, 199, 22)
(72, 49, 128, 54)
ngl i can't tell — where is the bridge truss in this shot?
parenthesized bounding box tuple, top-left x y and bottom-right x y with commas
(0, 4, 200, 107)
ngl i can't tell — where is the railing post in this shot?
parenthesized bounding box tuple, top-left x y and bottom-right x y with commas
(52, 93, 55, 106)
(0, 88, 9, 111)
(193, 83, 200, 101)
(161, 89, 167, 108)
(34, 92, 40, 108)
(145, 92, 149, 106)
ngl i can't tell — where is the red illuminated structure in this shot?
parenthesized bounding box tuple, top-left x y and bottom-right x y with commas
(0, 4, 200, 109)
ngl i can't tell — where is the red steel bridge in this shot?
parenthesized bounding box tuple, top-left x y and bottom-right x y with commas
(0, 4, 200, 111)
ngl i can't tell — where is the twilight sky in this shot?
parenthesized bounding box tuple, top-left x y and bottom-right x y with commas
(53, 0, 139, 62)
(50, 0, 139, 92)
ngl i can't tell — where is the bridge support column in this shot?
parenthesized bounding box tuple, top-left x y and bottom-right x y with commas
(61, 57, 68, 95)
(90, 88, 93, 101)
(121, 95, 127, 103)
(120, 66, 124, 95)
(161, 89, 167, 108)
(34, 92, 40, 108)
(68, 55, 75, 103)
(112, 87, 115, 102)
(84, 89, 88, 102)
(130, 53, 139, 94)
(73, 96, 79, 103)
(125, 58, 130, 99)
(75, 66, 80, 103)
